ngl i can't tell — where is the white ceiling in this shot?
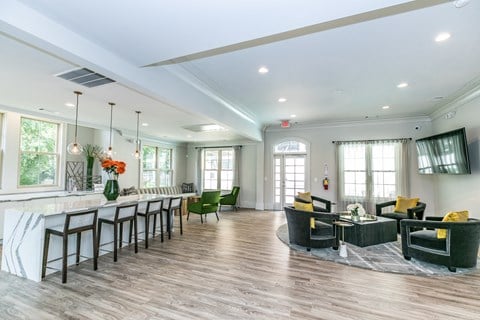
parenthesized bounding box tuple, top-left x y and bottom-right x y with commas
(0, 0, 479, 143)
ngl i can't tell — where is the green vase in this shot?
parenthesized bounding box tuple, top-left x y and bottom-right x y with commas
(103, 179, 120, 201)
(86, 156, 95, 191)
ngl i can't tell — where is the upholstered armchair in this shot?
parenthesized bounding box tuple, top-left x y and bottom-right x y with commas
(187, 190, 221, 223)
(376, 199, 426, 233)
(401, 217, 480, 271)
(284, 206, 339, 251)
(294, 195, 331, 213)
(219, 186, 240, 211)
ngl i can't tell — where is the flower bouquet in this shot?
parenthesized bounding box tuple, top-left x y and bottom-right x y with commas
(100, 157, 126, 201)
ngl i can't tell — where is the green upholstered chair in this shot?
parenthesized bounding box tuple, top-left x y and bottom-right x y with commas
(219, 186, 240, 211)
(187, 190, 221, 223)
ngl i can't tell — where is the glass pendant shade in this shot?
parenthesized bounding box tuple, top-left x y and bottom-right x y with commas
(67, 91, 83, 155)
(67, 142, 83, 155)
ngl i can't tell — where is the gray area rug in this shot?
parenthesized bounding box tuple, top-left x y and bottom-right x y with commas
(276, 224, 479, 276)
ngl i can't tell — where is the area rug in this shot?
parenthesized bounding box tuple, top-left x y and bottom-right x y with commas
(276, 224, 479, 276)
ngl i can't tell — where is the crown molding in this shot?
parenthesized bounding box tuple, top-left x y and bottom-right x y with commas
(265, 116, 431, 132)
(429, 75, 480, 120)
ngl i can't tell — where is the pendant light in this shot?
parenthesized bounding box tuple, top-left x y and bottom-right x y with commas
(67, 91, 83, 155)
(107, 102, 115, 157)
(134, 111, 141, 159)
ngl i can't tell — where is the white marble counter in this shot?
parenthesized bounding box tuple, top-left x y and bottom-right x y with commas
(1, 193, 167, 282)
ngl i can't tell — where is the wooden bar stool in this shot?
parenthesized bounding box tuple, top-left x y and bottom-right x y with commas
(136, 198, 164, 248)
(41, 208, 98, 283)
(163, 196, 183, 239)
(98, 202, 138, 262)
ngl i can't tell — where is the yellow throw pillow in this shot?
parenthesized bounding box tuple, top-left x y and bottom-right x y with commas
(437, 210, 469, 239)
(294, 201, 315, 228)
(297, 191, 312, 203)
(394, 196, 419, 213)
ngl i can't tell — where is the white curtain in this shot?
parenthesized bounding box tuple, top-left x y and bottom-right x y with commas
(336, 139, 409, 213)
(233, 146, 241, 187)
(196, 148, 203, 194)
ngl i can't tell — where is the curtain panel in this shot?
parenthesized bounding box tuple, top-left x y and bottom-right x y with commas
(335, 139, 410, 213)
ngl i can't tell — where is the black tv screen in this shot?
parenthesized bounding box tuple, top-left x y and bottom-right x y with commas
(415, 127, 471, 174)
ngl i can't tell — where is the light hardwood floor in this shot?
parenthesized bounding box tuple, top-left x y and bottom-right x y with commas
(1, 209, 480, 319)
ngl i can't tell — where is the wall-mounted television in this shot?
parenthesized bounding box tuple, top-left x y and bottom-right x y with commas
(415, 127, 471, 175)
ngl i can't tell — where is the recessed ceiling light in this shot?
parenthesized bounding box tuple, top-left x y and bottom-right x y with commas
(382, 105, 390, 110)
(65, 102, 75, 108)
(258, 66, 269, 74)
(397, 82, 408, 88)
(435, 32, 451, 42)
(290, 114, 296, 118)
(278, 97, 287, 103)
(141, 123, 149, 127)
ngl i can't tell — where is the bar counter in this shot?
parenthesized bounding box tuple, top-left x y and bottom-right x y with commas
(1, 193, 165, 282)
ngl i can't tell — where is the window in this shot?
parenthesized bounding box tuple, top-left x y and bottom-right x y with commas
(203, 148, 234, 190)
(142, 145, 173, 187)
(337, 140, 408, 212)
(19, 117, 60, 186)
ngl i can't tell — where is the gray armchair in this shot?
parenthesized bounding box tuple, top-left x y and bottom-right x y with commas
(376, 200, 426, 233)
(294, 195, 331, 212)
(401, 217, 480, 272)
(284, 206, 339, 251)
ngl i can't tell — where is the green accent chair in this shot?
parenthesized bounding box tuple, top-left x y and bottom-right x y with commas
(187, 190, 221, 223)
(219, 186, 240, 211)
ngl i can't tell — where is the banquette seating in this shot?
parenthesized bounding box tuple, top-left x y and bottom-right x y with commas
(135, 186, 193, 196)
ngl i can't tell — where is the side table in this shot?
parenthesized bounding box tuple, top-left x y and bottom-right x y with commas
(333, 221, 354, 258)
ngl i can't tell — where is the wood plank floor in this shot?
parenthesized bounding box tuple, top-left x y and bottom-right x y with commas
(1, 209, 480, 319)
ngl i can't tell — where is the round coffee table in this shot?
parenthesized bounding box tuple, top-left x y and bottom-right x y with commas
(333, 221, 354, 258)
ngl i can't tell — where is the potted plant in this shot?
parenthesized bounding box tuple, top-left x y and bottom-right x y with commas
(83, 144, 102, 190)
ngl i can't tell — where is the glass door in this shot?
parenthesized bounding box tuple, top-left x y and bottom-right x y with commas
(274, 154, 306, 210)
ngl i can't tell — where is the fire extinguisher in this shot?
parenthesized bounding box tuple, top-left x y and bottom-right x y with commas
(323, 164, 329, 190)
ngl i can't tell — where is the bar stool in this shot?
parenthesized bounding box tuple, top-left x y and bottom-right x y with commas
(136, 198, 164, 248)
(163, 196, 183, 239)
(98, 202, 138, 262)
(41, 208, 98, 284)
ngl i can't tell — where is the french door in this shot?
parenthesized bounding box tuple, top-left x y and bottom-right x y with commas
(274, 154, 306, 210)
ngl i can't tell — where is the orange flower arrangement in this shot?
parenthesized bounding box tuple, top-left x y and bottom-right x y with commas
(101, 159, 126, 179)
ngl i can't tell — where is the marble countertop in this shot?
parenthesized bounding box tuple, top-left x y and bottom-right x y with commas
(0, 190, 101, 203)
(4, 194, 165, 216)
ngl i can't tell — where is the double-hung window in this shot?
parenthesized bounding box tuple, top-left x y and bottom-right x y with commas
(336, 139, 409, 212)
(142, 145, 173, 187)
(203, 148, 234, 191)
(19, 117, 60, 187)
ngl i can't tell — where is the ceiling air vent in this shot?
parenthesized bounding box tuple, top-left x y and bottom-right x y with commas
(56, 68, 115, 88)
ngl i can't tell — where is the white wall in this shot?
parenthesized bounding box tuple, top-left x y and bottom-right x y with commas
(263, 118, 436, 214)
(430, 94, 480, 218)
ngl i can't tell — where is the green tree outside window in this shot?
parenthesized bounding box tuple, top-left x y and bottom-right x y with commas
(19, 118, 59, 186)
